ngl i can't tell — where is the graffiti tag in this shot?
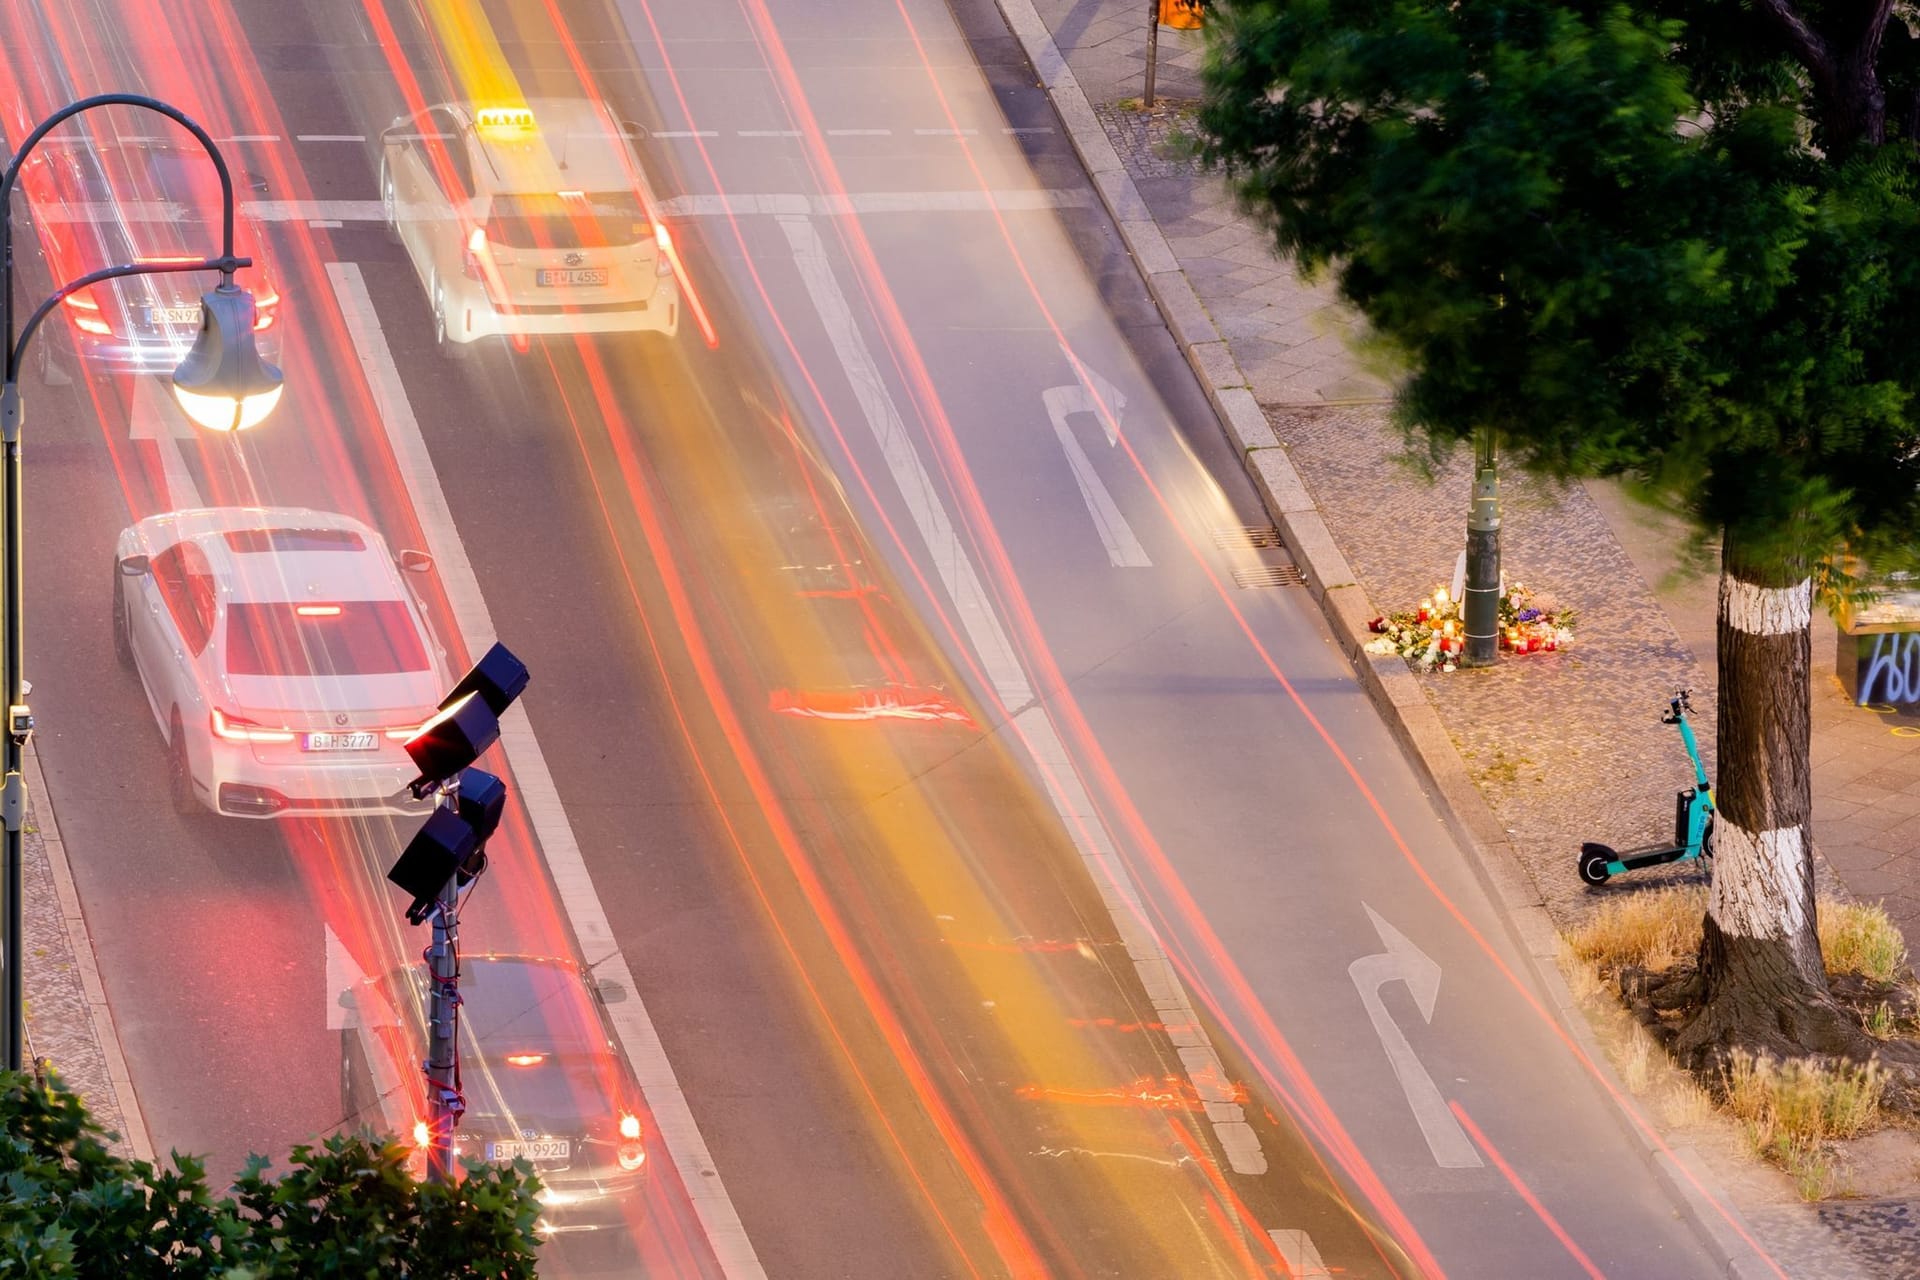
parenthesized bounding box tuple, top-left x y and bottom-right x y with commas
(1858, 631, 1920, 708)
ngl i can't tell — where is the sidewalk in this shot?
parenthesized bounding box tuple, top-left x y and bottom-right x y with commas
(1002, 0, 1920, 1275)
(19, 743, 149, 1164)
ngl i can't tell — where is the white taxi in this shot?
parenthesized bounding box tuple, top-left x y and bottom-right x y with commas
(378, 98, 680, 355)
(113, 508, 450, 819)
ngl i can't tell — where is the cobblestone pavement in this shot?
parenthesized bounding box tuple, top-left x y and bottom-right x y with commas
(1011, 0, 1920, 1271)
(22, 788, 136, 1158)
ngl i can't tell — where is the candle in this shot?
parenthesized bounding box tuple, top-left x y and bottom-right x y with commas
(1442, 619, 1457, 637)
(1435, 586, 1451, 609)
(1418, 597, 1433, 623)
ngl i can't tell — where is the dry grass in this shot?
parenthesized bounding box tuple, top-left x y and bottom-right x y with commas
(1569, 889, 1911, 984)
(1723, 1050, 1885, 1200)
(1566, 886, 1706, 973)
(1820, 901, 1910, 985)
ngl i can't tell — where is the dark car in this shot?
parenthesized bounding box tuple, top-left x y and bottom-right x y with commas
(341, 953, 648, 1234)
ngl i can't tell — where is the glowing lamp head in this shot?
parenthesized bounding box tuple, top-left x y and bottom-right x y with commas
(170, 282, 283, 432)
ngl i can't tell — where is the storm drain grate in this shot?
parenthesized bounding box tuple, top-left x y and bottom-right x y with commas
(1233, 564, 1307, 589)
(1213, 525, 1284, 550)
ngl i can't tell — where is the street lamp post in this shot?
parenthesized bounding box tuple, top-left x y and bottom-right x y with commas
(0, 94, 284, 1071)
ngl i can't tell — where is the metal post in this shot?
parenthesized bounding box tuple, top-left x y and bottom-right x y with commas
(1462, 427, 1501, 667)
(1144, 0, 1161, 108)
(0, 381, 19, 1072)
(422, 782, 465, 1183)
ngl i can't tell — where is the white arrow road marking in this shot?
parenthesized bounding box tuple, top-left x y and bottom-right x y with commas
(327, 262, 766, 1280)
(1041, 378, 1151, 567)
(1348, 903, 1481, 1168)
(128, 377, 202, 509)
(324, 923, 368, 1031)
(1269, 1229, 1332, 1278)
(781, 214, 1265, 1174)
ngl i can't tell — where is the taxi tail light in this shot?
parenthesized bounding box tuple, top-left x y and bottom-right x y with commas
(462, 226, 491, 282)
(63, 287, 112, 335)
(653, 222, 674, 276)
(618, 1112, 641, 1140)
(211, 707, 297, 744)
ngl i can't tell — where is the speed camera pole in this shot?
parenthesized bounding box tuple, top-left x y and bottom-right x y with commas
(386, 643, 526, 1183)
(422, 780, 465, 1184)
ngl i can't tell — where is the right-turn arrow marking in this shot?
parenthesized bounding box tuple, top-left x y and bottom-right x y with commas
(1348, 903, 1481, 1168)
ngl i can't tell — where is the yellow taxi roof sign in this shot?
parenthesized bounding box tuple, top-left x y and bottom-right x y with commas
(475, 107, 537, 135)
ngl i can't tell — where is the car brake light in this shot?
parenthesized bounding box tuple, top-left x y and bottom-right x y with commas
(253, 287, 279, 332)
(211, 707, 297, 744)
(63, 289, 111, 335)
(413, 1120, 431, 1147)
(653, 222, 673, 276)
(505, 1052, 546, 1067)
(385, 724, 423, 742)
(619, 1113, 641, 1140)
(463, 226, 490, 281)
(294, 604, 341, 617)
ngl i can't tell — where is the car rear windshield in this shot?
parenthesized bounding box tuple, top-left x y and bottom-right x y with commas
(225, 601, 430, 677)
(485, 191, 647, 249)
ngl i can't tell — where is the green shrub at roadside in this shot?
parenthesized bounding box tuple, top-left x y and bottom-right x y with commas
(0, 1068, 542, 1276)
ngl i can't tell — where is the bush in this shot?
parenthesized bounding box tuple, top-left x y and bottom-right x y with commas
(0, 1068, 542, 1276)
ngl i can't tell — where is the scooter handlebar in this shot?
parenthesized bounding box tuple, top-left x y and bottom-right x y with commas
(1661, 689, 1693, 724)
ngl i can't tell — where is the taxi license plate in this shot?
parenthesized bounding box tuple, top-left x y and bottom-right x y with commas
(148, 305, 202, 325)
(487, 1139, 570, 1161)
(302, 731, 377, 752)
(535, 268, 607, 287)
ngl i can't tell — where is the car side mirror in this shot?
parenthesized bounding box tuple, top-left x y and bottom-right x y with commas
(398, 549, 434, 574)
(594, 979, 628, 1005)
(117, 554, 151, 577)
(620, 119, 648, 139)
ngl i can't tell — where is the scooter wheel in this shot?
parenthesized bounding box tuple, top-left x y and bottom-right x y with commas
(1579, 852, 1612, 886)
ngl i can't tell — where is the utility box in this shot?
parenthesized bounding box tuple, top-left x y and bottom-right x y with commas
(1836, 575, 1920, 711)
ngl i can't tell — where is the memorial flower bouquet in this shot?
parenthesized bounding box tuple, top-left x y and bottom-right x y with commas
(1363, 581, 1575, 672)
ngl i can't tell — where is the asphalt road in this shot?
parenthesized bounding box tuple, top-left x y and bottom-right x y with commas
(4, 0, 1733, 1276)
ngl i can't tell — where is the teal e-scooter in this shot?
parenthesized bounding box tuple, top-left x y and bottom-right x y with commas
(1578, 690, 1715, 885)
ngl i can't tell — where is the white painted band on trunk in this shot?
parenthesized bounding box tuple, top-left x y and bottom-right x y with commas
(1707, 819, 1809, 940)
(1720, 576, 1811, 635)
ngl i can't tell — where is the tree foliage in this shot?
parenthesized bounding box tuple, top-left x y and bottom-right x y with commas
(0, 1070, 542, 1276)
(1196, 0, 1920, 582)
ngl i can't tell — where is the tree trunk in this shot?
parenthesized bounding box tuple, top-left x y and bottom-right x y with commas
(1672, 534, 1861, 1067)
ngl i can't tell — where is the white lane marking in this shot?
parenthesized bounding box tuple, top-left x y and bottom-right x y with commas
(32, 190, 1087, 226)
(327, 262, 766, 1280)
(1005, 127, 1053, 135)
(737, 129, 802, 138)
(307, 219, 343, 229)
(1349, 905, 1480, 1168)
(914, 127, 979, 136)
(778, 215, 1265, 1175)
(827, 128, 893, 136)
(324, 923, 369, 1031)
(1041, 378, 1151, 567)
(296, 134, 365, 143)
(220, 134, 281, 143)
(653, 129, 719, 138)
(1269, 1230, 1332, 1278)
(127, 377, 202, 509)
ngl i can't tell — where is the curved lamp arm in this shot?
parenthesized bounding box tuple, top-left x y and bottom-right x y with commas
(0, 94, 241, 382)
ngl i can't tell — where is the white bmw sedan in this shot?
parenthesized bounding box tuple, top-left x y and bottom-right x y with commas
(113, 508, 451, 819)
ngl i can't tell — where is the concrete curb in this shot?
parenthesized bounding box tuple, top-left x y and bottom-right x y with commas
(987, 0, 1772, 1273)
(24, 742, 153, 1165)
